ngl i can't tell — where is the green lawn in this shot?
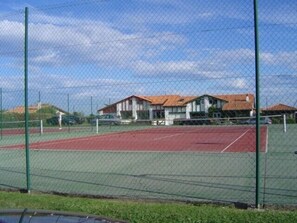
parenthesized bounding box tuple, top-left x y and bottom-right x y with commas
(0, 191, 297, 223)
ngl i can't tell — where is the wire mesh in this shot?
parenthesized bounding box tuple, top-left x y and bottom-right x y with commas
(0, 0, 296, 207)
(0, 9, 27, 191)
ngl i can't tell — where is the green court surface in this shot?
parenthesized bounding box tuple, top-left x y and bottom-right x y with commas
(0, 124, 296, 206)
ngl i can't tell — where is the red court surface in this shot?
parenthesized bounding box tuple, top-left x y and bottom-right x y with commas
(2, 126, 268, 153)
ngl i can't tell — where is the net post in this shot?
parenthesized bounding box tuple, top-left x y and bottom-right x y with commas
(40, 120, 43, 135)
(96, 118, 99, 134)
(283, 114, 287, 133)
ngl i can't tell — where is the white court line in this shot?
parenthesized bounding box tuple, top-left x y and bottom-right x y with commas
(220, 130, 250, 153)
(153, 133, 184, 141)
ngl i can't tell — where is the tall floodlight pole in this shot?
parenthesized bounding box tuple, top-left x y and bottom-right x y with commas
(24, 7, 31, 193)
(253, 0, 261, 208)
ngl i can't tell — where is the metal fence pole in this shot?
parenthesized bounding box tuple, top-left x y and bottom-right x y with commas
(24, 7, 31, 193)
(253, 0, 261, 208)
(0, 87, 2, 140)
(91, 96, 93, 131)
(67, 93, 70, 133)
(38, 91, 42, 135)
(91, 96, 93, 116)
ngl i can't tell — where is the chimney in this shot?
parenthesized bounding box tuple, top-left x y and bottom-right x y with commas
(246, 94, 249, 102)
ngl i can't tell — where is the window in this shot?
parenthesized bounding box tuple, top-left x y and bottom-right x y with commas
(169, 107, 186, 113)
(197, 98, 204, 105)
(137, 110, 149, 120)
(153, 110, 165, 119)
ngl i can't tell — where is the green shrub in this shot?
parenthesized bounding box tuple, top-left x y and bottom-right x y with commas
(287, 118, 296, 124)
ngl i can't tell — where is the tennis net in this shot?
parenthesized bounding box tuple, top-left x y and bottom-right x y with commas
(0, 120, 42, 137)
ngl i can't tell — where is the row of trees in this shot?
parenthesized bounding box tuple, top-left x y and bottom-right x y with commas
(0, 106, 91, 126)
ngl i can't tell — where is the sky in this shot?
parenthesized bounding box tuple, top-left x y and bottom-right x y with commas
(0, 0, 296, 114)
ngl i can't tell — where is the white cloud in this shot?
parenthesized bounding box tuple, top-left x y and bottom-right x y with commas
(133, 60, 198, 75)
(0, 75, 23, 90)
(15, 17, 185, 69)
(273, 51, 297, 70)
(1, 1, 296, 109)
(229, 78, 249, 89)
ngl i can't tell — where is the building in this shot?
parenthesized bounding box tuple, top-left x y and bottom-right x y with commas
(262, 104, 297, 120)
(186, 94, 255, 119)
(98, 93, 255, 125)
(7, 103, 67, 114)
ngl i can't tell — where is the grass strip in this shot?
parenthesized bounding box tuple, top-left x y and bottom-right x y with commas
(0, 191, 297, 223)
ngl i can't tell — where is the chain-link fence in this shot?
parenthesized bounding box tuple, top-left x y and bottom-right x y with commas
(0, 0, 296, 207)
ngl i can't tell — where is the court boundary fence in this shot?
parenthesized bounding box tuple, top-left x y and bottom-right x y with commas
(1, 0, 296, 208)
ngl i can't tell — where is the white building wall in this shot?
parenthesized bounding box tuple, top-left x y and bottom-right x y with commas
(116, 103, 122, 117)
(165, 109, 170, 125)
(196, 103, 200, 112)
(132, 97, 137, 120)
(149, 108, 153, 120)
(204, 96, 211, 114)
(164, 108, 187, 125)
(125, 100, 129, 111)
(186, 103, 191, 119)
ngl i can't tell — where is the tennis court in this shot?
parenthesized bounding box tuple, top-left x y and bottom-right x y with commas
(0, 124, 296, 206)
(1, 125, 267, 153)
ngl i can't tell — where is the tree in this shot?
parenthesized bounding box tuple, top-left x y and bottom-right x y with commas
(36, 106, 57, 115)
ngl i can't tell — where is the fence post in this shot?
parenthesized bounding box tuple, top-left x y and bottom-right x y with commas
(91, 96, 93, 131)
(91, 96, 93, 116)
(38, 91, 42, 136)
(67, 93, 70, 133)
(253, 0, 261, 208)
(24, 7, 31, 193)
(0, 87, 2, 140)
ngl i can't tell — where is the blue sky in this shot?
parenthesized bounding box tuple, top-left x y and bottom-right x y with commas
(0, 0, 296, 113)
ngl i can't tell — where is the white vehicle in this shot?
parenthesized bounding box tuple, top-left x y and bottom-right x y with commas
(91, 113, 122, 125)
(241, 117, 272, 125)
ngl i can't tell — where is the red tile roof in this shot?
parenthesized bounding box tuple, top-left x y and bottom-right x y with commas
(215, 93, 254, 103)
(142, 95, 179, 105)
(214, 94, 254, 111)
(222, 102, 254, 111)
(7, 104, 66, 114)
(141, 95, 196, 107)
(263, 104, 297, 111)
(98, 93, 255, 111)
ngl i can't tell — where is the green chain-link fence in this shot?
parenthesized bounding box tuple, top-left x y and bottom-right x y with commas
(0, 0, 296, 207)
